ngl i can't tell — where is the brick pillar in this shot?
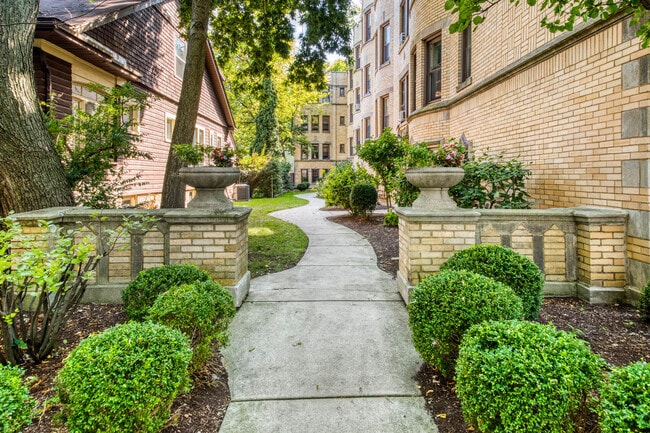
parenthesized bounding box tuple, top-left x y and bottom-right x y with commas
(164, 207, 251, 307)
(395, 207, 480, 304)
(574, 208, 628, 304)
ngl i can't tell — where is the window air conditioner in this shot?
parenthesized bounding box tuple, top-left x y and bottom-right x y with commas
(398, 110, 406, 121)
(399, 32, 407, 44)
(354, 103, 360, 111)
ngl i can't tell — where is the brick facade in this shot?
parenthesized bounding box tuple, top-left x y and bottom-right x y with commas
(351, 0, 650, 292)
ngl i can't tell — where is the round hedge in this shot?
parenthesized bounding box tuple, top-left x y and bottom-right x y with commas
(440, 244, 545, 320)
(599, 361, 650, 432)
(148, 281, 236, 371)
(56, 322, 192, 433)
(408, 270, 523, 378)
(456, 320, 604, 433)
(121, 264, 211, 321)
(349, 183, 378, 217)
(0, 365, 35, 433)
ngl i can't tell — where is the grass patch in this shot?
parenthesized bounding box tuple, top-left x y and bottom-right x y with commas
(235, 191, 309, 278)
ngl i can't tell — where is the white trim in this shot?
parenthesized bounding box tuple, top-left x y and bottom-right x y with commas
(165, 113, 176, 142)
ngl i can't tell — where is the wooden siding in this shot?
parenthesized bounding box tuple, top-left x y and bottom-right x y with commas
(33, 47, 72, 119)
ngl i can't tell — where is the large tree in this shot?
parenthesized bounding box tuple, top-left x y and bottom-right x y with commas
(0, 1, 74, 216)
(445, 0, 650, 46)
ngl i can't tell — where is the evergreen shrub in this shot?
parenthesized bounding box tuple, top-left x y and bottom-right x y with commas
(638, 280, 650, 322)
(121, 264, 210, 321)
(148, 281, 236, 371)
(55, 322, 192, 433)
(383, 210, 398, 227)
(0, 365, 35, 433)
(296, 181, 310, 191)
(598, 361, 650, 432)
(440, 244, 544, 320)
(408, 270, 523, 378)
(349, 183, 377, 217)
(456, 320, 604, 433)
(316, 161, 375, 210)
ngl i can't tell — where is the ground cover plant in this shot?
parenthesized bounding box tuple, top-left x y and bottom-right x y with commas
(598, 361, 650, 432)
(0, 365, 35, 433)
(236, 191, 309, 277)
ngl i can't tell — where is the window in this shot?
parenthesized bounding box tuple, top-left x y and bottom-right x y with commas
(399, 0, 410, 40)
(339, 86, 345, 96)
(380, 96, 389, 131)
(355, 88, 361, 106)
(339, 143, 345, 153)
(217, 135, 222, 148)
(364, 117, 371, 139)
(312, 143, 319, 159)
(193, 127, 205, 145)
(349, 104, 353, 122)
(426, 37, 442, 103)
(301, 115, 308, 131)
(399, 75, 409, 119)
(175, 37, 187, 79)
(122, 105, 140, 134)
(460, 25, 472, 83)
(354, 46, 361, 69)
(340, 116, 346, 126)
(165, 114, 176, 142)
(322, 115, 330, 132)
(312, 169, 320, 183)
(72, 83, 101, 114)
(364, 10, 372, 42)
(323, 144, 330, 159)
(301, 169, 309, 183)
(311, 115, 319, 132)
(411, 52, 417, 111)
(301, 144, 309, 160)
(364, 65, 371, 95)
(210, 131, 215, 148)
(349, 137, 354, 155)
(381, 23, 390, 64)
(349, 69, 354, 88)
(354, 129, 361, 152)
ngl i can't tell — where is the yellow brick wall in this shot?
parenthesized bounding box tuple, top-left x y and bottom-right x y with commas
(576, 224, 627, 287)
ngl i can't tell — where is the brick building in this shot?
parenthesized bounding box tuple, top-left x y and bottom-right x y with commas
(35, 0, 236, 207)
(350, 1, 649, 290)
(293, 71, 351, 186)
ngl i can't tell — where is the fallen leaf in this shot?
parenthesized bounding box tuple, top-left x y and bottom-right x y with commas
(436, 413, 447, 419)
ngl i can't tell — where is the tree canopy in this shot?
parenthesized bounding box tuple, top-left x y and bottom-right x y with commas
(445, 0, 650, 47)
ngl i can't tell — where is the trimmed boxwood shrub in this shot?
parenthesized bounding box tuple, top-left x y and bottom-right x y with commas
(408, 270, 523, 378)
(440, 244, 545, 320)
(56, 322, 192, 433)
(0, 365, 35, 433)
(148, 281, 236, 371)
(121, 264, 211, 321)
(638, 280, 650, 322)
(349, 183, 378, 217)
(295, 181, 310, 191)
(598, 361, 650, 432)
(456, 320, 604, 433)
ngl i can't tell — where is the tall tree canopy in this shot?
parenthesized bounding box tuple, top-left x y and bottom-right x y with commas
(445, 0, 650, 46)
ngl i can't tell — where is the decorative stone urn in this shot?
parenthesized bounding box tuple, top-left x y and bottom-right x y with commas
(405, 166, 465, 210)
(178, 166, 240, 210)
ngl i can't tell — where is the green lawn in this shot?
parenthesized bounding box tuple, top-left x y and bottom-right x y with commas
(235, 191, 309, 278)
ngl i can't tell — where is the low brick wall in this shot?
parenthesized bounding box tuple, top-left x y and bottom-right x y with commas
(12, 206, 251, 307)
(396, 206, 631, 305)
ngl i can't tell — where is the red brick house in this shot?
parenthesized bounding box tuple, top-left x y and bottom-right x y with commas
(35, 0, 236, 207)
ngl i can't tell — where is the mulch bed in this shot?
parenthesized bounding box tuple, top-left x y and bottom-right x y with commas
(14, 211, 650, 433)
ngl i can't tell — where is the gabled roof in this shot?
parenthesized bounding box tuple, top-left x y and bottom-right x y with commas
(36, 0, 235, 130)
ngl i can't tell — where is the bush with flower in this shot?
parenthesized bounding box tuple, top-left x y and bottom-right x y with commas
(211, 147, 237, 167)
(173, 143, 237, 167)
(431, 138, 468, 167)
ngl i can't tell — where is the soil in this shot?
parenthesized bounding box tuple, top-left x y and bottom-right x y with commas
(18, 212, 650, 433)
(330, 212, 650, 433)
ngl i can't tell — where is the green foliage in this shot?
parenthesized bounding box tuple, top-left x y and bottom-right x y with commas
(121, 264, 211, 322)
(449, 152, 534, 209)
(408, 270, 523, 378)
(349, 183, 378, 217)
(638, 280, 650, 322)
(0, 215, 145, 365)
(598, 361, 650, 432)
(244, 158, 291, 198)
(440, 244, 545, 320)
(56, 322, 192, 433)
(251, 79, 281, 156)
(383, 210, 399, 227)
(316, 161, 376, 210)
(46, 82, 151, 208)
(0, 365, 35, 433)
(148, 281, 235, 371)
(456, 320, 605, 433)
(430, 138, 468, 167)
(445, 0, 650, 48)
(357, 129, 409, 208)
(172, 143, 213, 166)
(393, 142, 437, 207)
(296, 182, 311, 191)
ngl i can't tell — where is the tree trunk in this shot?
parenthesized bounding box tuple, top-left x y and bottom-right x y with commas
(0, 1, 74, 216)
(160, 0, 212, 208)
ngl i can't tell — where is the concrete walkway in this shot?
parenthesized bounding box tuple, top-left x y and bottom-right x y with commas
(219, 193, 437, 433)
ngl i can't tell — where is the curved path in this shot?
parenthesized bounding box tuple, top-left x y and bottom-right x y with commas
(219, 193, 437, 432)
